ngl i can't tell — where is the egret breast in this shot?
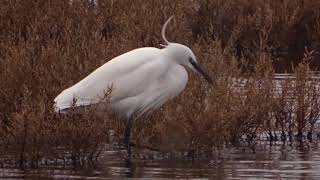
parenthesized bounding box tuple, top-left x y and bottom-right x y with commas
(164, 64, 189, 98)
(112, 64, 188, 119)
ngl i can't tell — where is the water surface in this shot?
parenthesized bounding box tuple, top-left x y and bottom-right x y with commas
(1, 143, 320, 179)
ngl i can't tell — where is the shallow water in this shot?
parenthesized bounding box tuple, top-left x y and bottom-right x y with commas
(1, 143, 320, 179)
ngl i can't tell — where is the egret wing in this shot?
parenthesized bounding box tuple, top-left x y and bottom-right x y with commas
(54, 47, 163, 111)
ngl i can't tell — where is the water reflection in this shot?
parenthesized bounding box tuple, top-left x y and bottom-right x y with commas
(1, 143, 320, 179)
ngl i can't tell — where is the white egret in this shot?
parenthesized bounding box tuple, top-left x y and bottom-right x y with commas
(54, 16, 212, 155)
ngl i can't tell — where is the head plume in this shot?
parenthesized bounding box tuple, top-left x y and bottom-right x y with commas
(161, 15, 174, 46)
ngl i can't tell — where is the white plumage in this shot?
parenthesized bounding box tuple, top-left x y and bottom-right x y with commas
(54, 16, 212, 154)
(54, 46, 189, 118)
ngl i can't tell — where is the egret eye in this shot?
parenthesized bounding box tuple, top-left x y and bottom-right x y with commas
(188, 57, 213, 84)
(189, 57, 196, 66)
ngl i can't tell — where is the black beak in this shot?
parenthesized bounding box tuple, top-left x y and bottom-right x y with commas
(189, 58, 213, 84)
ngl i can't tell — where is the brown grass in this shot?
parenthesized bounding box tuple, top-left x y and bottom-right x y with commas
(1, 0, 320, 167)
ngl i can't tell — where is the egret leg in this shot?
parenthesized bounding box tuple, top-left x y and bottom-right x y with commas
(124, 117, 133, 156)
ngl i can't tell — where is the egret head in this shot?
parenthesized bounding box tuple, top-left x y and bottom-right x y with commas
(161, 16, 213, 84)
(165, 43, 213, 84)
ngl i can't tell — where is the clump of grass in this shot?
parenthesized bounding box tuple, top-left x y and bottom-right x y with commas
(1, 98, 112, 168)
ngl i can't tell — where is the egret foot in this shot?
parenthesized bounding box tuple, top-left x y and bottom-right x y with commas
(129, 142, 159, 151)
(124, 117, 133, 157)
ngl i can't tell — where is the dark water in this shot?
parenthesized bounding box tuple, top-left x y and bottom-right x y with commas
(1, 143, 320, 179)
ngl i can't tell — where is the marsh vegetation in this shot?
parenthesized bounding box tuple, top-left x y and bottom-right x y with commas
(1, 0, 320, 168)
